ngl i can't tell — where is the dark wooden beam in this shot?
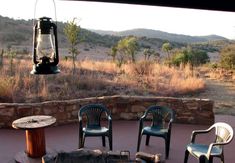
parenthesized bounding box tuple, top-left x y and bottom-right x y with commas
(63, 0, 235, 12)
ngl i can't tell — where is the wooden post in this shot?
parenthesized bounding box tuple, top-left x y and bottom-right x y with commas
(26, 128, 46, 158)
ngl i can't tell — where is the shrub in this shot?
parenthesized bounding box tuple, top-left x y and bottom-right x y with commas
(0, 77, 13, 102)
(130, 61, 154, 76)
(220, 44, 235, 69)
(170, 47, 209, 67)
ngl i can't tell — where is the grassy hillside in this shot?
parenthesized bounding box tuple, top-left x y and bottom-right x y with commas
(0, 16, 32, 46)
(0, 15, 121, 49)
(1, 15, 231, 52)
(91, 28, 228, 43)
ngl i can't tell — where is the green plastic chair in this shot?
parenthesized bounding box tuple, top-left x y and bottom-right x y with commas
(137, 105, 175, 159)
(184, 122, 234, 163)
(78, 103, 112, 150)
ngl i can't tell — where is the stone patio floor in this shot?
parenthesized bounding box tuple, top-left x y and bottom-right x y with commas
(0, 115, 234, 163)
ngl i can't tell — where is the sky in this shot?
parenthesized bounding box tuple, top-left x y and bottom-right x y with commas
(1, 0, 235, 39)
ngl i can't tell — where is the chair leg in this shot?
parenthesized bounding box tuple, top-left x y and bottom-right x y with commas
(79, 134, 82, 148)
(109, 134, 113, 151)
(102, 136, 106, 147)
(137, 134, 142, 152)
(81, 134, 85, 148)
(184, 150, 189, 163)
(209, 157, 213, 163)
(146, 135, 150, 146)
(199, 155, 207, 163)
(221, 153, 224, 163)
(167, 134, 171, 151)
(79, 130, 83, 148)
(165, 138, 170, 159)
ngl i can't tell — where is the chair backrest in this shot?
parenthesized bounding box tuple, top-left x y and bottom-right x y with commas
(211, 122, 234, 144)
(79, 104, 110, 128)
(145, 105, 174, 128)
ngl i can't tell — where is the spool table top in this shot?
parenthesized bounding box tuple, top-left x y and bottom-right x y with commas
(12, 115, 56, 130)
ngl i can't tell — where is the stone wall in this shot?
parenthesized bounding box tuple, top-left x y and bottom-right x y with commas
(0, 95, 214, 128)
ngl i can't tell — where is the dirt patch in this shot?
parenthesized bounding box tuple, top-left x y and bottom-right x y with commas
(184, 77, 235, 115)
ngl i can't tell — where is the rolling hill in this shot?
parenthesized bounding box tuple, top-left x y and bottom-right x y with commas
(91, 28, 228, 43)
(0, 15, 231, 53)
(0, 15, 121, 49)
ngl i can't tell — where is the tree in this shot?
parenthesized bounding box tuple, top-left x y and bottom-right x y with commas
(161, 42, 172, 60)
(153, 52, 161, 63)
(64, 18, 81, 74)
(171, 47, 209, 67)
(220, 44, 235, 69)
(143, 48, 160, 62)
(125, 36, 139, 62)
(190, 49, 209, 66)
(0, 49, 4, 68)
(6, 48, 16, 76)
(107, 45, 118, 62)
(116, 36, 139, 65)
(143, 48, 153, 60)
(171, 48, 189, 67)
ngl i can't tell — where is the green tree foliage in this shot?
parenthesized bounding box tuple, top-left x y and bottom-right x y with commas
(64, 18, 80, 74)
(6, 48, 16, 76)
(220, 44, 235, 69)
(107, 45, 118, 61)
(161, 42, 172, 59)
(190, 49, 210, 66)
(126, 37, 139, 62)
(171, 48, 189, 66)
(115, 36, 139, 66)
(171, 47, 209, 67)
(143, 48, 160, 61)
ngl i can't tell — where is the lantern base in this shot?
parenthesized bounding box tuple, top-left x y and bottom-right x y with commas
(31, 64, 60, 75)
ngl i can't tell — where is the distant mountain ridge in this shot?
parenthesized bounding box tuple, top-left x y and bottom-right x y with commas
(0, 15, 121, 48)
(0, 15, 230, 53)
(91, 28, 227, 43)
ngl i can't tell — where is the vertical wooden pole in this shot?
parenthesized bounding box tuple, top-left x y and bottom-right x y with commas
(25, 128, 46, 158)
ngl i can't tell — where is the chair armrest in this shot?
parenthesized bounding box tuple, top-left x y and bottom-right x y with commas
(78, 115, 82, 122)
(190, 128, 212, 143)
(78, 114, 84, 130)
(139, 114, 147, 129)
(206, 141, 228, 157)
(108, 115, 112, 130)
(141, 112, 148, 120)
(167, 118, 174, 130)
(137, 117, 145, 138)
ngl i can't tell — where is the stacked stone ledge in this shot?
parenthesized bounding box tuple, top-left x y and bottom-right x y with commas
(0, 95, 214, 128)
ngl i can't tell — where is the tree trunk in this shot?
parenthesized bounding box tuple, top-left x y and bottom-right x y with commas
(0, 49, 4, 68)
(73, 54, 76, 75)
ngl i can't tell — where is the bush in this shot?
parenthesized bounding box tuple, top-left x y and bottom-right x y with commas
(0, 77, 13, 102)
(170, 47, 209, 67)
(130, 61, 154, 76)
(220, 44, 235, 69)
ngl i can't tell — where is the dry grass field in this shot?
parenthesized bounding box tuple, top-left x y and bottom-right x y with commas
(1, 55, 235, 116)
(183, 66, 235, 115)
(0, 57, 205, 103)
(195, 67, 235, 115)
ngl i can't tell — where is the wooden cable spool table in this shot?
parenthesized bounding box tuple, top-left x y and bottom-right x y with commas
(12, 115, 56, 160)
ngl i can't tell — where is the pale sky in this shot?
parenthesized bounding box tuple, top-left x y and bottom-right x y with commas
(1, 0, 235, 39)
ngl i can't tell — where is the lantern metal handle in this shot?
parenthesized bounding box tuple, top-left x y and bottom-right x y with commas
(33, 0, 57, 26)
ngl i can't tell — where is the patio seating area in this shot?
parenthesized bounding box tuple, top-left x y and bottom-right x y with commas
(0, 115, 234, 163)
